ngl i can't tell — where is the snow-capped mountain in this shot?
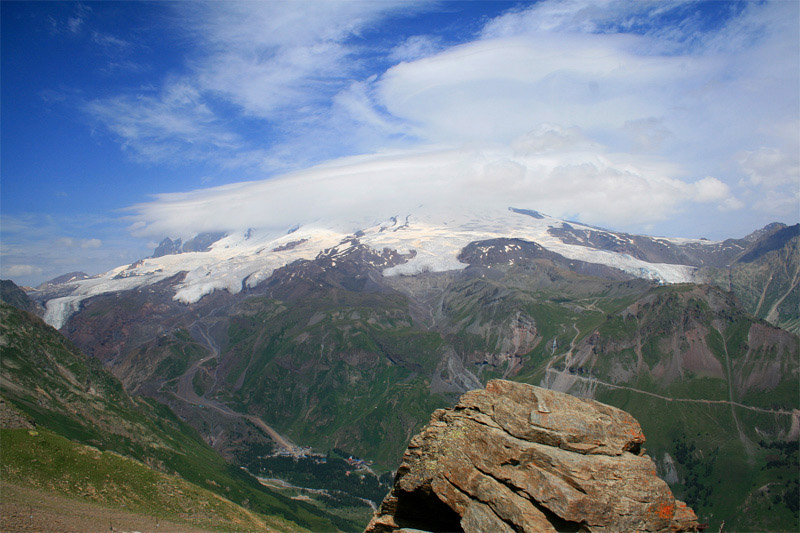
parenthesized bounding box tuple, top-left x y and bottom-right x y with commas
(20, 206, 797, 531)
(30, 206, 784, 329)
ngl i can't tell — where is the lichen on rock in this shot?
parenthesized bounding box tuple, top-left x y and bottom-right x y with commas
(366, 379, 699, 533)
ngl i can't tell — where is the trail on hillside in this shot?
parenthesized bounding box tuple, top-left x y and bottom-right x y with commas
(171, 325, 299, 452)
(754, 273, 773, 317)
(256, 477, 378, 511)
(543, 369, 795, 416)
(544, 323, 583, 391)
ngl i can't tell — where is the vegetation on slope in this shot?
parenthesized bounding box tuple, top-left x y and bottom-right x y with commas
(0, 302, 355, 531)
(48, 235, 800, 531)
(1, 427, 289, 532)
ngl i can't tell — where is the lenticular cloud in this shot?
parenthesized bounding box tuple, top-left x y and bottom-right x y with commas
(128, 132, 738, 240)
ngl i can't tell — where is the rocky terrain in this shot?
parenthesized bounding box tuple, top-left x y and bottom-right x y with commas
(18, 215, 800, 530)
(367, 380, 699, 532)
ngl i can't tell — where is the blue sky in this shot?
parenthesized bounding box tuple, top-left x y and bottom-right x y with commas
(2, 1, 798, 286)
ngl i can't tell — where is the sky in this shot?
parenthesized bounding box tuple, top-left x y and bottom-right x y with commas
(2, 0, 798, 286)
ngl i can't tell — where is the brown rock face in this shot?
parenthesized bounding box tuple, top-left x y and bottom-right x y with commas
(366, 380, 699, 533)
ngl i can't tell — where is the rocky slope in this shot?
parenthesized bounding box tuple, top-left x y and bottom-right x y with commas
(367, 380, 699, 532)
(695, 224, 799, 334)
(1, 279, 44, 316)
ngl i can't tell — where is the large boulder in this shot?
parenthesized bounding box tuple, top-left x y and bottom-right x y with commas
(366, 379, 699, 532)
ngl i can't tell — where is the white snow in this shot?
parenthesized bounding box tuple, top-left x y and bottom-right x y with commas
(39, 206, 699, 328)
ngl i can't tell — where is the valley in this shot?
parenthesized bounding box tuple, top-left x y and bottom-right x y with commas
(11, 211, 800, 531)
(4, 3, 798, 531)
(170, 326, 300, 453)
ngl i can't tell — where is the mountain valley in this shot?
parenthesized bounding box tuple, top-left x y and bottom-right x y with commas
(13, 209, 800, 531)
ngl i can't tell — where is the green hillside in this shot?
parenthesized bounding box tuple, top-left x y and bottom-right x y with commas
(1, 425, 295, 532)
(50, 238, 800, 531)
(0, 302, 356, 532)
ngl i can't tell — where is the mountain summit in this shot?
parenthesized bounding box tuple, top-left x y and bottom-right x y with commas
(28, 207, 797, 332)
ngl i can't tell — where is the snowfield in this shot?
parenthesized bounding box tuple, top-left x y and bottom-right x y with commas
(40, 207, 705, 329)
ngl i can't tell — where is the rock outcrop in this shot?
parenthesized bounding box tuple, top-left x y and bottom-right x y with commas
(366, 380, 699, 532)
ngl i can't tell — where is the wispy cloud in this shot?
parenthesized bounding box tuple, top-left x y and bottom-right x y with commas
(0, 214, 149, 286)
(91, 31, 131, 50)
(47, 2, 92, 36)
(388, 35, 443, 63)
(127, 126, 740, 242)
(67, 3, 91, 34)
(84, 81, 241, 164)
(83, 1, 429, 171)
(77, 1, 799, 244)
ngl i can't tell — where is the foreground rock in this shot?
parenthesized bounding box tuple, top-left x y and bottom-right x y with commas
(366, 380, 699, 532)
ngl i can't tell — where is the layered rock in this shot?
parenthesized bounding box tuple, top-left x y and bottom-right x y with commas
(366, 380, 699, 532)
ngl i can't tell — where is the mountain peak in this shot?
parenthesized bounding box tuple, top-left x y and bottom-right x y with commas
(152, 231, 227, 258)
(742, 222, 787, 243)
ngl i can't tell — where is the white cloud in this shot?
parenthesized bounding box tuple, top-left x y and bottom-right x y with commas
(81, 239, 102, 249)
(755, 188, 800, 218)
(2, 264, 44, 278)
(479, 0, 687, 40)
(375, 32, 707, 144)
(54, 237, 102, 249)
(127, 139, 741, 240)
(91, 31, 131, 50)
(738, 147, 800, 189)
(84, 1, 429, 168)
(510, 124, 599, 155)
(621, 118, 671, 153)
(67, 3, 91, 34)
(389, 35, 443, 62)
(355, 0, 795, 228)
(0, 214, 149, 286)
(79, 0, 797, 241)
(84, 81, 241, 164)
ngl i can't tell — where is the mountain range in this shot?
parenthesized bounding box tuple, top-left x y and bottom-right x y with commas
(14, 207, 800, 531)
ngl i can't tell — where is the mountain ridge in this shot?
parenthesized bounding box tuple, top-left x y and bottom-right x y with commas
(15, 213, 800, 530)
(27, 208, 793, 332)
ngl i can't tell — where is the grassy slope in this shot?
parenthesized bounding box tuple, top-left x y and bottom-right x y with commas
(0, 303, 355, 532)
(192, 266, 798, 530)
(45, 249, 798, 531)
(222, 292, 449, 468)
(1, 427, 298, 532)
(512, 284, 799, 531)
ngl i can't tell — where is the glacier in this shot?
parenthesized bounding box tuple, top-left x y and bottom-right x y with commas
(38, 207, 703, 329)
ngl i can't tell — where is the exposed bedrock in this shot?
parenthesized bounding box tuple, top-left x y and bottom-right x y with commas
(366, 379, 699, 533)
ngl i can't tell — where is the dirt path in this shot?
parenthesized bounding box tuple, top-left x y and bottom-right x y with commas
(0, 483, 211, 533)
(257, 477, 378, 511)
(170, 327, 299, 453)
(242, 414, 297, 451)
(754, 272, 774, 317)
(171, 385, 299, 452)
(713, 324, 758, 458)
(543, 369, 795, 416)
(544, 324, 583, 391)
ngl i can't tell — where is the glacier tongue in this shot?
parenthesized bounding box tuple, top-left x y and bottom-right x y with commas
(37, 207, 701, 329)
